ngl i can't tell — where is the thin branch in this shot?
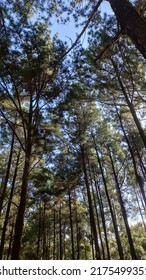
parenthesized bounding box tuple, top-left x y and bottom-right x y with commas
(94, 31, 122, 61)
(0, 7, 9, 42)
(0, 79, 21, 113)
(28, 156, 44, 174)
(0, 109, 25, 152)
(60, 0, 103, 60)
(38, 0, 103, 88)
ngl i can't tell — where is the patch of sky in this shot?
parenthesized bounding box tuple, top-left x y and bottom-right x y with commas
(50, 1, 114, 47)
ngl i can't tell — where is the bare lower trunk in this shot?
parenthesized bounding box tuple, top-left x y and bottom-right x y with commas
(68, 189, 75, 260)
(0, 132, 14, 215)
(37, 202, 42, 259)
(108, 148, 137, 259)
(116, 108, 146, 209)
(92, 134, 124, 259)
(93, 170, 111, 259)
(11, 144, 31, 260)
(80, 144, 101, 260)
(53, 206, 56, 259)
(0, 149, 20, 259)
(59, 200, 63, 260)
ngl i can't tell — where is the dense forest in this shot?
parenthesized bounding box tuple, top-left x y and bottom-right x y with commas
(0, 0, 146, 260)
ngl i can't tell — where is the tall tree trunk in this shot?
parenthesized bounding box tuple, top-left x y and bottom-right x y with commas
(63, 223, 66, 260)
(37, 202, 42, 259)
(133, 186, 146, 231)
(92, 135, 124, 259)
(59, 200, 63, 260)
(11, 141, 31, 259)
(116, 107, 146, 208)
(7, 220, 15, 260)
(68, 189, 75, 259)
(108, 147, 137, 259)
(88, 162, 105, 259)
(84, 240, 87, 260)
(111, 58, 146, 149)
(47, 231, 50, 260)
(11, 91, 33, 260)
(80, 144, 101, 260)
(91, 182, 105, 259)
(42, 201, 46, 259)
(0, 149, 21, 259)
(93, 170, 111, 259)
(53, 206, 56, 259)
(132, 136, 146, 177)
(74, 189, 80, 260)
(0, 132, 15, 215)
(91, 228, 95, 260)
(109, 0, 146, 59)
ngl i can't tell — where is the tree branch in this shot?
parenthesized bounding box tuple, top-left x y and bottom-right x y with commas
(0, 109, 26, 152)
(94, 31, 122, 61)
(60, 0, 103, 60)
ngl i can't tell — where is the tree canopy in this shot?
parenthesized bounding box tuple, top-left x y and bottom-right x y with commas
(0, 0, 146, 260)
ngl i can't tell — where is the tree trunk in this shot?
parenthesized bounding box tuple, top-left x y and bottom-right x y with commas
(7, 221, 15, 260)
(53, 206, 56, 259)
(80, 144, 101, 260)
(88, 162, 105, 259)
(59, 200, 63, 260)
(91, 181, 105, 259)
(109, 0, 146, 58)
(0, 132, 14, 215)
(116, 107, 146, 209)
(37, 202, 42, 259)
(0, 149, 21, 259)
(108, 147, 137, 259)
(74, 189, 80, 260)
(92, 134, 124, 259)
(93, 170, 111, 259)
(46, 227, 50, 260)
(111, 58, 146, 150)
(11, 142, 31, 260)
(132, 136, 146, 178)
(133, 186, 146, 231)
(68, 189, 75, 259)
(42, 201, 46, 259)
(63, 223, 66, 259)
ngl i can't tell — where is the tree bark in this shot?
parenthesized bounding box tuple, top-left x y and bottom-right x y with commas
(68, 189, 75, 260)
(93, 171, 111, 259)
(92, 134, 124, 259)
(109, 0, 146, 59)
(11, 92, 33, 259)
(80, 144, 101, 260)
(0, 132, 15, 215)
(111, 58, 146, 150)
(11, 142, 31, 259)
(91, 179, 105, 259)
(0, 149, 21, 259)
(88, 162, 105, 259)
(108, 147, 137, 259)
(133, 186, 146, 231)
(7, 221, 15, 260)
(53, 206, 56, 259)
(37, 202, 42, 259)
(116, 107, 146, 209)
(74, 189, 80, 260)
(59, 200, 63, 260)
(42, 201, 46, 259)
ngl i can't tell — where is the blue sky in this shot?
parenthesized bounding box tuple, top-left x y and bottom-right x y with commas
(50, 1, 114, 45)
